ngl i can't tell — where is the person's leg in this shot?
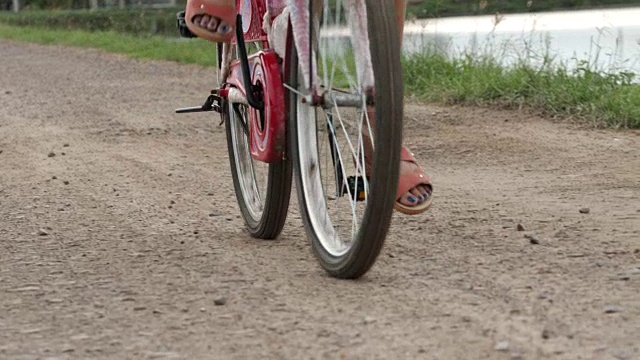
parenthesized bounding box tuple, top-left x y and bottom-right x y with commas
(365, 0, 431, 211)
(395, 0, 407, 37)
(181, 0, 431, 211)
(394, 0, 432, 209)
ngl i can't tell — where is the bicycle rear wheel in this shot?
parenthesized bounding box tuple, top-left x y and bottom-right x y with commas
(287, 0, 404, 278)
(223, 101, 292, 239)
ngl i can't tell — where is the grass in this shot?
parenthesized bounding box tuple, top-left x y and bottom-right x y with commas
(0, 23, 217, 66)
(403, 50, 640, 128)
(0, 23, 638, 128)
(0, 8, 182, 36)
(406, 0, 639, 19)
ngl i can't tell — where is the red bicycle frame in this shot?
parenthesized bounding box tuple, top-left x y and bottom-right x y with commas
(220, 0, 289, 163)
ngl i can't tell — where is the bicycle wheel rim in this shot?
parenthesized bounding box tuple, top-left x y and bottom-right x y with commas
(229, 104, 266, 224)
(287, 0, 404, 277)
(225, 101, 292, 239)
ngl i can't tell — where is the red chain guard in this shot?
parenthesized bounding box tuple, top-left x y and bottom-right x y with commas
(225, 50, 286, 163)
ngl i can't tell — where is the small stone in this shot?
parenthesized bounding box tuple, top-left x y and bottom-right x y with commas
(541, 328, 551, 339)
(61, 152, 66, 156)
(170, 200, 175, 205)
(63, 143, 70, 147)
(63, 181, 69, 185)
(193, 230, 199, 235)
(554, 230, 569, 239)
(604, 306, 622, 314)
(610, 273, 631, 281)
(612, 349, 633, 360)
(363, 316, 376, 325)
(70, 334, 90, 341)
(38, 229, 49, 236)
(47, 152, 56, 158)
(579, 208, 590, 214)
(494, 341, 509, 351)
(516, 223, 525, 231)
(525, 234, 540, 245)
(133, 306, 146, 311)
(52, 176, 57, 180)
(214, 297, 227, 306)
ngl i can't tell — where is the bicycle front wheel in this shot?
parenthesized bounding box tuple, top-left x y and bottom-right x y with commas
(287, 0, 404, 278)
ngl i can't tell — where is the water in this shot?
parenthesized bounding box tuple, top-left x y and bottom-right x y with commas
(403, 7, 640, 82)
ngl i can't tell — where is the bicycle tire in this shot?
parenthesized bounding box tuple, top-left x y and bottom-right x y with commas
(223, 101, 292, 239)
(286, 0, 404, 278)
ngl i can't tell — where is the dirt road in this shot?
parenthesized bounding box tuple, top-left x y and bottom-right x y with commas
(1, 41, 639, 359)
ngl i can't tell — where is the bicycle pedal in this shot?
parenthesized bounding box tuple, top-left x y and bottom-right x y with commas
(340, 176, 367, 201)
(176, 11, 197, 39)
(175, 94, 222, 114)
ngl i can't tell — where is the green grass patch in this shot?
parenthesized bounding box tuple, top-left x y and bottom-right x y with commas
(403, 52, 639, 128)
(0, 8, 182, 37)
(0, 23, 217, 66)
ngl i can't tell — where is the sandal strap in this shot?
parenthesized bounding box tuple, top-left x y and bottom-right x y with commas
(396, 146, 431, 200)
(400, 146, 417, 163)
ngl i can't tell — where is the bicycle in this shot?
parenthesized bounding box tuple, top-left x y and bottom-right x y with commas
(176, 0, 404, 279)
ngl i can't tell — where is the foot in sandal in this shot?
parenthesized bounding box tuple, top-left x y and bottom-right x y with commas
(181, 0, 237, 42)
(394, 147, 433, 215)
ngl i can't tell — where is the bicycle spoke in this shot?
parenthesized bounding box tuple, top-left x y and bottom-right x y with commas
(289, 0, 403, 277)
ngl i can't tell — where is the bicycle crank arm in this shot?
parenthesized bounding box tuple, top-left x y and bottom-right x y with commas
(175, 94, 223, 114)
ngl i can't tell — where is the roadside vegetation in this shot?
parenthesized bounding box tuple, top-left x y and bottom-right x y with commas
(2, 0, 638, 17)
(406, 0, 640, 19)
(0, 5, 638, 128)
(0, 7, 180, 36)
(403, 53, 639, 128)
(0, 22, 216, 65)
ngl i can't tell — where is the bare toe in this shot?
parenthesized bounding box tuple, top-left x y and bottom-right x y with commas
(198, 15, 210, 27)
(206, 17, 219, 31)
(410, 188, 424, 202)
(399, 193, 419, 207)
